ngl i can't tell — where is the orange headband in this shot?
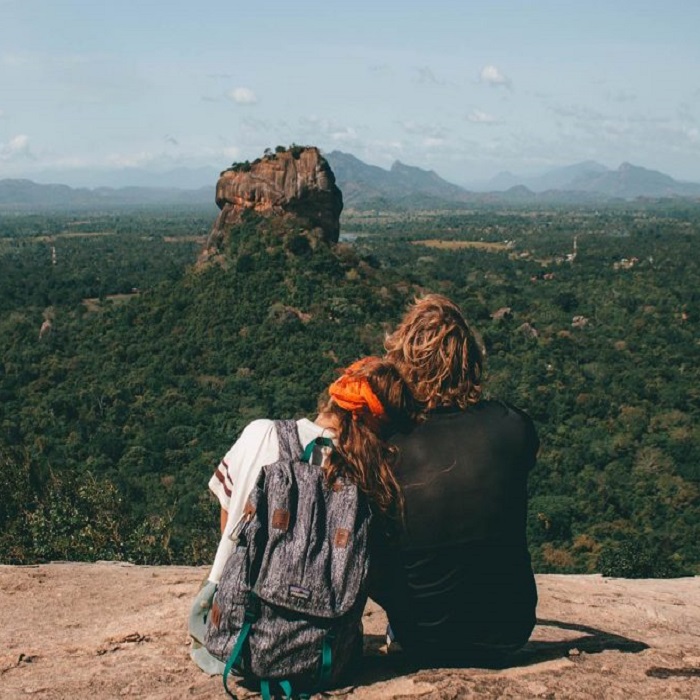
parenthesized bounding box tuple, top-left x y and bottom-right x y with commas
(328, 357, 386, 420)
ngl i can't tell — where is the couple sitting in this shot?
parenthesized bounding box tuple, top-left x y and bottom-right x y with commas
(192, 294, 539, 690)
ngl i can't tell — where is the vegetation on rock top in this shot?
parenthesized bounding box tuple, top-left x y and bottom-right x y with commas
(225, 144, 311, 173)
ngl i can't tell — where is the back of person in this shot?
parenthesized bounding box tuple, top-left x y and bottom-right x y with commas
(373, 293, 540, 664)
(190, 356, 415, 694)
(370, 400, 538, 662)
(205, 420, 370, 697)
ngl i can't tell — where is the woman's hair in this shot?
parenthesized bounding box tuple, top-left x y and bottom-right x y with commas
(384, 293, 484, 412)
(321, 357, 414, 519)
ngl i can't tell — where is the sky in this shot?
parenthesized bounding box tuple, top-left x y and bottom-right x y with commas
(2, 0, 700, 188)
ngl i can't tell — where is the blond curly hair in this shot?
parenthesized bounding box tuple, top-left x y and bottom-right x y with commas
(384, 294, 484, 411)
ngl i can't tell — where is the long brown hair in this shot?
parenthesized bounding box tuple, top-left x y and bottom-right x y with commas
(321, 358, 414, 519)
(384, 293, 484, 412)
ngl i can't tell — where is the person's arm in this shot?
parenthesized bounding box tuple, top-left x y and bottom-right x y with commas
(208, 419, 279, 544)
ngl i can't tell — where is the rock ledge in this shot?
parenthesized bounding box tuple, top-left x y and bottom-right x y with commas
(1, 565, 698, 699)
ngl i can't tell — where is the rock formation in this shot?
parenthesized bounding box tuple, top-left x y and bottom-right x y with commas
(1, 563, 699, 699)
(202, 147, 343, 259)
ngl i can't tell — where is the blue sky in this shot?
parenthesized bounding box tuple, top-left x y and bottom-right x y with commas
(2, 0, 699, 187)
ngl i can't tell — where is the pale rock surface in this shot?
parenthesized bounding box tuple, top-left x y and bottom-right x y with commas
(1, 564, 699, 699)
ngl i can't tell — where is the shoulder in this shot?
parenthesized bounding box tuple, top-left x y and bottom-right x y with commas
(295, 417, 334, 445)
(223, 419, 280, 461)
(481, 399, 534, 423)
(401, 400, 538, 449)
(239, 419, 278, 442)
(480, 399, 539, 454)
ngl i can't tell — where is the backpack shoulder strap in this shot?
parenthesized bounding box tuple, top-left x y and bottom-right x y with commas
(273, 419, 303, 463)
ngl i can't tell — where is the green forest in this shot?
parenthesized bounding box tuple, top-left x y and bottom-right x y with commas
(1, 204, 698, 577)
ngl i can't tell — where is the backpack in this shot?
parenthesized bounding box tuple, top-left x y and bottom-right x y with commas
(204, 419, 372, 700)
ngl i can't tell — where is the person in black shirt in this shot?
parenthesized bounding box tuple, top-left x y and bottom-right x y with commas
(370, 294, 539, 665)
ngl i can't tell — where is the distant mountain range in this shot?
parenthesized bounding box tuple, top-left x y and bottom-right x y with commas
(2, 153, 700, 212)
(0, 179, 214, 211)
(324, 152, 700, 208)
(328, 153, 700, 207)
(482, 160, 700, 198)
(325, 151, 468, 209)
(485, 160, 610, 192)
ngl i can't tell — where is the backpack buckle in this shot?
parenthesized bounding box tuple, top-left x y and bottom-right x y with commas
(301, 437, 334, 465)
(245, 593, 260, 622)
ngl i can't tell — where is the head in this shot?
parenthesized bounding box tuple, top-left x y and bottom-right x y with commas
(384, 294, 484, 411)
(321, 357, 414, 518)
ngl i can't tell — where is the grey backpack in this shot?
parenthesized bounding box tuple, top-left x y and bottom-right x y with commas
(204, 419, 372, 699)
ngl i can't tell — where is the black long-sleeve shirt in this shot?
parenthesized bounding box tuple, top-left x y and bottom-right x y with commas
(369, 400, 539, 662)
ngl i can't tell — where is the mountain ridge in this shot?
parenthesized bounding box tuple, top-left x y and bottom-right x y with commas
(2, 153, 700, 211)
(0, 178, 215, 210)
(486, 161, 610, 193)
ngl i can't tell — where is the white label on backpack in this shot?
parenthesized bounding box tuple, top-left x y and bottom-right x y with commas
(288, 584, 312, 601)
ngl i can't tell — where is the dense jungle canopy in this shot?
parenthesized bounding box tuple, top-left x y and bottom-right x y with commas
(0, 205, 698, 577)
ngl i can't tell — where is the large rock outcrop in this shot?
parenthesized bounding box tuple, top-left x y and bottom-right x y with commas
(2, 564, 699, 699)
(203, 147, 343, 258)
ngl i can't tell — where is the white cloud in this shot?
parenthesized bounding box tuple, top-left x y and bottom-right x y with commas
(222, 146, 241, 160)
(0, 108, 5, 118)
(480, 65, 511, 88)
(229, 87, 257, 104)
(684, 127, 699, 143)
(331, 127, 359, 143)
(0, 134, 31, 161)
(467, 109, 499, 125)
(423, 137, 445, 148)
(9, 134, 29, 149)
(297, 116, 361, 146)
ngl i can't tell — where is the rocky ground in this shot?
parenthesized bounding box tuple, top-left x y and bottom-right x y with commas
(1, 563, 698, 699)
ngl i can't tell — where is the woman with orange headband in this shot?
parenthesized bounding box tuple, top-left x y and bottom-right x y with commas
(211, 356, 413, 545)
(320, 356, 414, 518)
(190, 357, 414, 674)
